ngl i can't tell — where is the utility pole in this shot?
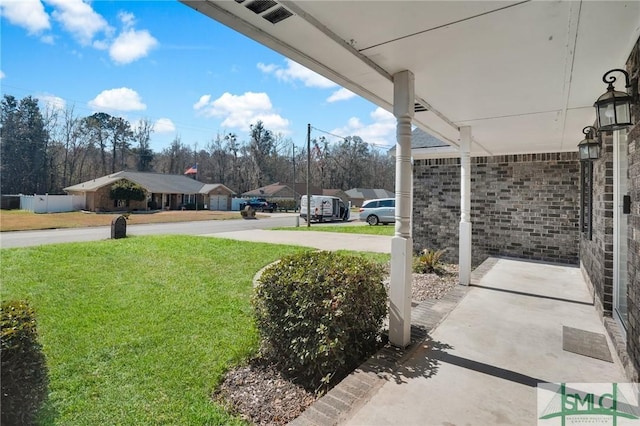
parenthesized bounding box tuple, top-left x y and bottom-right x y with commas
(306, 123, 311, 228)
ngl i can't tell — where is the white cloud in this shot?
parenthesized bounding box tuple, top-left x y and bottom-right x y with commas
(46, 0, 111, 45)
(331, 107, 396, 148)
(38, 94, 66, 112)
(154, 118, 175, 133)
(88, 87, 146, 112)
(107, 12, 157, 64)
(194, 91, 290, 134)
(118, 11, 135, 29)
(193, 95, 211, 111)
(3, 1, 156, 65)
(0, 0, 50, 34)
(0, 71, 5, 79)
(258, 58, 336, 89)
(327, 87, 356, 103)
(109, 28, 157, 64)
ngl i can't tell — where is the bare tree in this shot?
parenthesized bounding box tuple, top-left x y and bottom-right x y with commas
(133, 118, 154, 172)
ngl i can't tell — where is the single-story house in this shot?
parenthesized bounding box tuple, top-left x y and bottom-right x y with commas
(242, 182, 323, 200)
(345, 188, 395, 207)
(182, 0, 640, 383)
(242, 184, 349, 209)
(200, 183, 235, 211)
(64, 171, 235, 211)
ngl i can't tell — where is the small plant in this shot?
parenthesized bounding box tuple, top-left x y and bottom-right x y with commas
(413, 248, 446, 274)
(1, 300, 48, 425)
(253, 251, 387, 393)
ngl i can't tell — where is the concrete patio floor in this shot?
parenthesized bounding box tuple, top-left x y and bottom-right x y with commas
(341, 257, 629, 426)
(287, 256, 631, 426)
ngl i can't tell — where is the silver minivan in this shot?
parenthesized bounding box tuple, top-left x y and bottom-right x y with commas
(358, 198, 395, 225)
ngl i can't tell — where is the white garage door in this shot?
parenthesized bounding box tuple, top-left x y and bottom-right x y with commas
(209, 195, 228, 211)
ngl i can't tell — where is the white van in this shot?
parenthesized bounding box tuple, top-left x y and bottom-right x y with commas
(300, 195, 349, 222)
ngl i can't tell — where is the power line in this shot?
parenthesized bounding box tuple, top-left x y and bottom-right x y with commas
(310, 125, 393, 149)
(310, 126, 348, 141)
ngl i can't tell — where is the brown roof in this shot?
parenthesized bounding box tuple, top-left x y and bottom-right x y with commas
(243, 182, 322, 198)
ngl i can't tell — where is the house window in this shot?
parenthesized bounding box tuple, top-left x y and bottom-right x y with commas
(580, 161, 593, 239)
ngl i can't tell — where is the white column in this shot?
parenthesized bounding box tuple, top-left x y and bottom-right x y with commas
(389, 70, 414, 348)
(459, 126, 472, 285)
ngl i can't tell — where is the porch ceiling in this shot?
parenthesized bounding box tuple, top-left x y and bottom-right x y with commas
(181, 0, 640, 157)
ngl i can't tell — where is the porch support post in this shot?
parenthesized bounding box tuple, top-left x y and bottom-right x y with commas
(389, 70, 414, 348)
(459, 126, 472, 285)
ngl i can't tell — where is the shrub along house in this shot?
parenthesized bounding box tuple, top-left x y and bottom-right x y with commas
(182, 0, 640, 382)
(64, 171, 235, 211)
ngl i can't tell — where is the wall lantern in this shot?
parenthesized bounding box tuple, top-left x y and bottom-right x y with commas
(594, 69, 635, 131)
(577, 126, 601, 161)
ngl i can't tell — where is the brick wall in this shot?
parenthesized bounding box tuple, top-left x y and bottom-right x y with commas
(579, 132, 614, 316)
(413, 152, 580, 266)
(579, 38, 640, 381)
(626, 38, 640, 378)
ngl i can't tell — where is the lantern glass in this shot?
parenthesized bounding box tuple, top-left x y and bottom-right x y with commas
(578, 127, 600, 161)
(595, 89, 633, 131)
(578, 143, 590, 161)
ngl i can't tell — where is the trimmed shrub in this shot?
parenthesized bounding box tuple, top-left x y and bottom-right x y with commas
(110, 180, 146, 203)
(253, 251, 387, 392)
(1, 300, 48, 425)
(184, 202, 205, 210)
(413, 248, 446, 274)
(276, 199, 298, 212)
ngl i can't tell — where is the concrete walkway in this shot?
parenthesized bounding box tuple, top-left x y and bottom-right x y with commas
(289, 257, 630, 426)
(209, 229, 392, 253)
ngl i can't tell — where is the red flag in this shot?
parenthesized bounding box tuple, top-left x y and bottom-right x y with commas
(184, 164, 197, 175)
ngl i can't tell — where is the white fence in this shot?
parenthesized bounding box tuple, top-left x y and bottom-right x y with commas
(20, 194, 85, 213)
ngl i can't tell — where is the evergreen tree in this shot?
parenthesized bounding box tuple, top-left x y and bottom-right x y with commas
(0, 95, 49, 194)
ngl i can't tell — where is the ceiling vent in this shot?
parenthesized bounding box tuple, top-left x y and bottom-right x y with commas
(241, 0, 294, 25)
(245, 0, 278, 14)
(414, 102, 428, 113)
(263, 6, 293, 24)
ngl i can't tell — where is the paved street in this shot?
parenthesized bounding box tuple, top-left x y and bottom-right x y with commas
(0, 213, 307, 248)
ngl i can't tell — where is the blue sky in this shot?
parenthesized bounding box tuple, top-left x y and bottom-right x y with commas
(0, 0, 396, 153)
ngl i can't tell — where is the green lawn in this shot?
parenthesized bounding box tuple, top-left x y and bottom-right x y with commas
(274, 223, 395, 236)
(0, 236, 307, 425)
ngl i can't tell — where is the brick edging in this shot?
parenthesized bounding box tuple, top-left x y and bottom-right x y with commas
(289, 257, 497, 426)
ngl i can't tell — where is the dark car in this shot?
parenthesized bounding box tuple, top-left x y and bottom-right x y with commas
(240, 198, 277, 212)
